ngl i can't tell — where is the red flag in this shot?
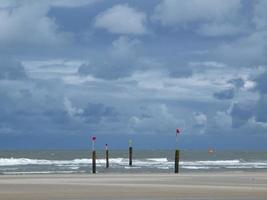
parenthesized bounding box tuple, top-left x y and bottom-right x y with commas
(176, 128, 181, 135)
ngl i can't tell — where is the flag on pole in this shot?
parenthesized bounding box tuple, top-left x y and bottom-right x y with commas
(91, 136, 96, 151)
(175, 128, 181, 149)
(176, 128, 181, 136)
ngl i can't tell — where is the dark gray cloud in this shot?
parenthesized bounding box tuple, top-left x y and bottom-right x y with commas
(255, 94, 267, 123)
(213, 88, 235, 100)
(255, 71, 267, 94)
(0, 90, 64, 135)
(253, 71, 267, 123)
(78, 62, 134, 80)
(82, 103, 118, 123)
(168, 65, 193, 78)
(43, 109, 70, 124)
(213, 78, 245, 100)
(228, 78, 245, 89)
(230, 103, 253, 128)
(19, 89, 32, 98)
(0, 57, 27, 80)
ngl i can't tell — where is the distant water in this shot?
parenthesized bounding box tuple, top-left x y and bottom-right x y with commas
(0, 150, 267, 175)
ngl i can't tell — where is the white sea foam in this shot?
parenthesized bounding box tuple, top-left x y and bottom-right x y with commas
(0, 158, 90, 166)
(147, 158, 168, 162)
(1, 158, 267, 170)
(183, 166, 213, 170)
(124, 166, 142, 169)
(156, 166, 170, 169)
(181, 160, 241, 166)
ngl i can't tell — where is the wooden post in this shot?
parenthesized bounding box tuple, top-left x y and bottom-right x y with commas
(91, 136, 97, 174)
(92, 150, 96, 173)
(129, 147, 133, 166)
(129, 140, 132, 166)
(105, 144, 109, 168)
(175, 149, 180, 173)
(175, 128, 181, 174)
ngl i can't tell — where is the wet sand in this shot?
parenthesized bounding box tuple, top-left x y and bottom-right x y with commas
(0, 172, 267, 200)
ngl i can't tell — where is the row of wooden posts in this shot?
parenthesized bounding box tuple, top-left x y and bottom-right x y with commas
(91, 144, 180, 174)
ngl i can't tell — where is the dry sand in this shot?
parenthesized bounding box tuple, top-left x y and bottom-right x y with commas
(0, 172, 267, 200)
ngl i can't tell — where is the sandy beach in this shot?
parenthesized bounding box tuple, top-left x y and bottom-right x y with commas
(0, 172, 266, 200)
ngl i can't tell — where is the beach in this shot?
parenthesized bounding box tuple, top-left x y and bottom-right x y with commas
(0, 172, 267, 200)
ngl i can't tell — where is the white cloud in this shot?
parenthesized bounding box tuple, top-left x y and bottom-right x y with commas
(64, 97, 83, 117)
(22, 59, 83, 80)
(0, 2, 71, 46)
(50, 0, 101, 8)
(94, 4, 148, 35)
(191, 112, 208, 134)
(154, 0, 241, 25)
(249, 117, 267, 128)
(110, 36, 140, 60)
(130, 68, 223, 102)
(242, 78, 256, 91)
(207, 1, 267, 64)
(0, 0, 100, 8)
(189, 61, 226, 68)
(153, 0, 243, 36)
(193, 112, 207, 126)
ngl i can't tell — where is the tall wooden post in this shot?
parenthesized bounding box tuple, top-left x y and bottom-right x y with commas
(175, 149, 180, 173)
(129, 139, 132, 166)
(92, 150, 96, 173)
(175, 128, 181, 174)
(91, 136, 96, 174)
(105, 144, 109, 168)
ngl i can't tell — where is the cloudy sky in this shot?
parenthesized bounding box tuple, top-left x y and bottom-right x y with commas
(0, 0, 267, 149)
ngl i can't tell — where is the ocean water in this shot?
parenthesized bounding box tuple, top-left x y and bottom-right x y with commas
(0, 150, 267, 175)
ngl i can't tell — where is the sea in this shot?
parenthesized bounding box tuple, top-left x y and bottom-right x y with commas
(0, 150, 267, 175)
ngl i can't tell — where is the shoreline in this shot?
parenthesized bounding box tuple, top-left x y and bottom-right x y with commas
(0, 172, 267, 200)
(2, 169, 267, 174)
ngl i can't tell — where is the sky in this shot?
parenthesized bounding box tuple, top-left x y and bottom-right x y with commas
(0, 0, 267, 150)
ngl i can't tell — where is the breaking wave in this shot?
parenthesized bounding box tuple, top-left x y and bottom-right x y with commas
(1, 158, 267, 171)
